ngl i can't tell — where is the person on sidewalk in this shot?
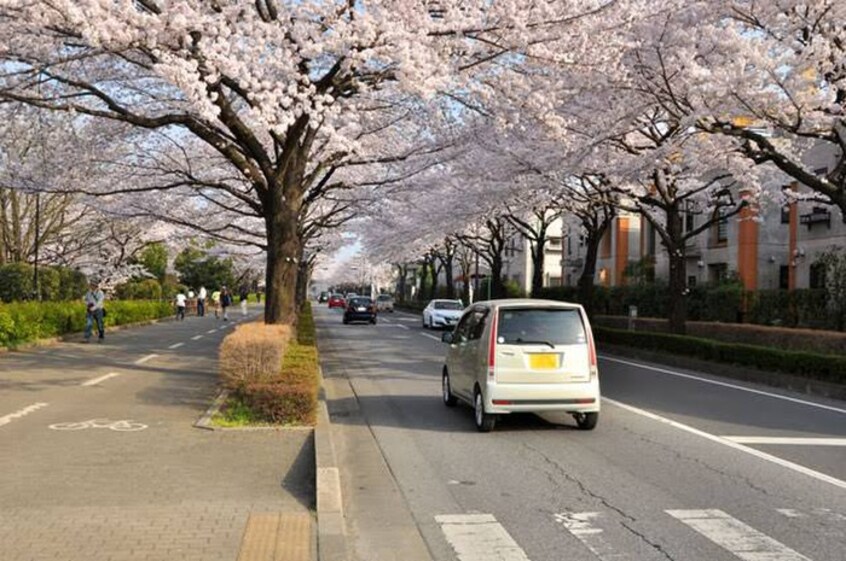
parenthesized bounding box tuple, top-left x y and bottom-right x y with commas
(239, 285, 249, 317)
(212, 288, 221, 318)
(197, 285, 207, 317)
(83, 281, 105, 343)
(175, 290, 187, 321)
(220, 286, 232, 321)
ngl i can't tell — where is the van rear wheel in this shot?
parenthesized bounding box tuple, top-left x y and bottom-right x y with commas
(574, 412, 598, 430)
(474, 389, 496, 432)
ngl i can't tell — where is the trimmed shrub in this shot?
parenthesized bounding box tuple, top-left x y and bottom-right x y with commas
(218, 322, 292, 392)
(0, 300, 172, 348)
(243, 381, 316, 425)
(297, 301, 316, 346)
(594, 327, 846, 384)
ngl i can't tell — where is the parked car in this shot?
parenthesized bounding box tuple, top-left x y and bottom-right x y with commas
(439, 299, 600, 432)
(422, 299, 464, 329)
(375, 294, 395, 313)
(343, 297, 377, 325)
(328, 293, 346, 309)
(318, 291, 330, 303)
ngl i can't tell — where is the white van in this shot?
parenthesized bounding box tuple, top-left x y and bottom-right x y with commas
(440, 299, 600, 432)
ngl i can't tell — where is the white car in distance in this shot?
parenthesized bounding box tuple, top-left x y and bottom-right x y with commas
(422, 299, 464, 330)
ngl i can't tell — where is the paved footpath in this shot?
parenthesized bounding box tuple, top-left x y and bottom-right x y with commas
(0, 307, 314, 561)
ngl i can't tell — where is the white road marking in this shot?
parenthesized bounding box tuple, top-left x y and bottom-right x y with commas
(49, 419, 147, 432)
(0, 402, 48, 428)
(555, 512, 628, 560)
(435, 514, 531, 561)
(601, 356, 846, 415)
(191, 335, 204, 341)
(722, 436, 846, 446)
(397, 324, 409, 330)
(775, 509, 807, 518)
(206, 329, 217, 334)
(81, 372, 121, 386)
(134, 354, 158, 365)
(666, 509, 811, 561)
(168, 342, 184, 349)
(421, 333, 441, 341)
(605, 397, 846, 490)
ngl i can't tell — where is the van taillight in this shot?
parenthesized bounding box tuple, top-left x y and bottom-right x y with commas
(586, 325, 598, 378)
(487, 311, 498, 378)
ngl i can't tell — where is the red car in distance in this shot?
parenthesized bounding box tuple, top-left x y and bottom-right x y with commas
(328, 293, 346, 309)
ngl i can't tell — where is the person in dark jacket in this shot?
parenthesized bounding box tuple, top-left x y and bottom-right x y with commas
(220, 286, 233, 321)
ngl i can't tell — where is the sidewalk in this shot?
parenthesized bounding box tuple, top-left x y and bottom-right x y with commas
(0, 309, 314, 561)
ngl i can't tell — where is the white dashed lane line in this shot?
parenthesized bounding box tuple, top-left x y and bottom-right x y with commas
(81, 372, 121, 387)
(420, 333, 441, 341)
(397, 324, 409, 330)
(168, 342, 184, 349)
(206, 329, 217, 335)
(0, 403, 48, 428)
(191, 335, 203, 341)
(134, 354, 158, 365)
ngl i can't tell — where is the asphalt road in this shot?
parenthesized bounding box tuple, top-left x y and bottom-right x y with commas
(0, 308, 314, 561)
(316, 304, 846, 561)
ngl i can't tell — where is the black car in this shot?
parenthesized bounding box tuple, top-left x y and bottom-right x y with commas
(343, 297, 377, 325)
(318, 291, 330, 303)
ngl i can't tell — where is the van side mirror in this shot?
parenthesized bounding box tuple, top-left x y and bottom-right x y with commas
(441, 332, 454, 344)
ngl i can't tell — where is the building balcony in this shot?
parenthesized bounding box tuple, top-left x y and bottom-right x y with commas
(800, 207, 831, 230)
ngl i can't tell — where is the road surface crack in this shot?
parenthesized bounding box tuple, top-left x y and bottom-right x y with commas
(523, 441, 636, 522)
(620, 521, 677, 561)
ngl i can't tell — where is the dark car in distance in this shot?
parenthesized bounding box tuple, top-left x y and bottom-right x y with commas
(343, 297, 377, 325)
(328, 294, 346, 309)
(318, 291, 330, 303)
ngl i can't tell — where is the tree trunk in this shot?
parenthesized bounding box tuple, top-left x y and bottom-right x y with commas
(667, 246, 687, 334)
(294, 253, 309, 310)
(530, 239, 545, 298)
(458, 259, 470, 304)
(396, 264, 407, 304)
(665, 208, 687, 334)
(429, 260, 440, 301)
(579, 232, 601, 314)
(490, 255, 505, 299)
(444, 258, 455, 299)
(264, 196, 301, 325)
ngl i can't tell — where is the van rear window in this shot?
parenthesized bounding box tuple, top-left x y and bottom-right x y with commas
(497, 308, 586, 346)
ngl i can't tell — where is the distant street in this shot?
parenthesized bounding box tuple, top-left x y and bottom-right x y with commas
(0, 309, 313, 561)
(318, 305, 846, 561)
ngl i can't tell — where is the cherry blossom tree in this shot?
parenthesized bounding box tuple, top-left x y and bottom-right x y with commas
(0, 0, 614, 323)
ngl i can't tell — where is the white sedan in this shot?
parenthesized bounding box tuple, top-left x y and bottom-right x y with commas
(422, 299, 464, 330)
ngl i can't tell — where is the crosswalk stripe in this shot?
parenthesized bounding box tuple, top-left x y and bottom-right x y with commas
(554, 512, 629, 560)
(666, 509, 811, 561)
(436, 514, 531, 561)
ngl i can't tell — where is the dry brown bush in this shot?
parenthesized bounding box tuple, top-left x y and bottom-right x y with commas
(219, 322, 292, 393)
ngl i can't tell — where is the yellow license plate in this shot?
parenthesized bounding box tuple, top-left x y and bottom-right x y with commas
(529, 353, 559, 370)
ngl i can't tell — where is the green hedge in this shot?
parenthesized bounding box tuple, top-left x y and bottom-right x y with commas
(594, 327, 846, 384)
(0, 263, 88, 302)
(0, 300, 173, 348)
(297, 300, 316, 346)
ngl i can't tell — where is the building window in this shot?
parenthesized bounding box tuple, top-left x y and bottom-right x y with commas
(708, 263, 728, 284)
(779, 265, 789, 290)
(600, 229, 612, 258)
(683, 201, 696, 233)
(809, 262, 827, 289)
(712, 208, 728, 245)
(567, 236, 572, 256)
(687, 275, 697, 287)
(548, 237, 561, 247)
(781, 205, 790, 224)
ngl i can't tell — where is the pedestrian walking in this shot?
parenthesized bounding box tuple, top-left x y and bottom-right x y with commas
(239, 286, 249, 316)
(197, 286, 207, 317)
(83, 281, 105, 343)
(220, 286, 232, 321)
(212, 288, 221, 319)
(175, 290, 187, 321)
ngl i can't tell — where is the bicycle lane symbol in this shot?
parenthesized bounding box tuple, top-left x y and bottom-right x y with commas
(49, 419, 148, 432)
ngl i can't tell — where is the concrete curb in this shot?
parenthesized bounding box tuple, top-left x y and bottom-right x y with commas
(315, 367, 349, 561)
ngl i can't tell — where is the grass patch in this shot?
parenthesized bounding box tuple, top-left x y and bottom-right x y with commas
(211, 395, 268, 428)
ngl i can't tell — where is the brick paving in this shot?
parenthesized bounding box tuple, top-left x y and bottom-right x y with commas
(0, 312, 314, 561)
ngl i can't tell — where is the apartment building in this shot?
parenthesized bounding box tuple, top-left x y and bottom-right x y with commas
(502, 179, 844, 292)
